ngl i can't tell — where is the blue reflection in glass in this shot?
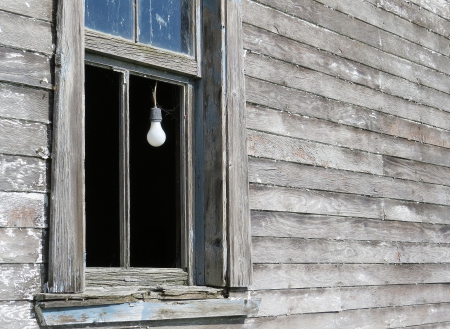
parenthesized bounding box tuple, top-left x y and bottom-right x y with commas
(85, 0, 134, 40)
(138, 0, 192, 55)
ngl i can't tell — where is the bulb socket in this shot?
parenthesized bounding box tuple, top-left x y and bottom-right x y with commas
(150, 107, 162, 122)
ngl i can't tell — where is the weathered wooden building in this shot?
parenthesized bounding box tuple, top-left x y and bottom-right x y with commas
(1, 0, 450, 328)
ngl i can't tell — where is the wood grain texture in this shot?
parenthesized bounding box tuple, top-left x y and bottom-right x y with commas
(243, 0, 450, 95)
(384, 199, 450, 225)
(225, 0, 252, 288)
(86, 268, 188, 287)
(258, 0, 450, 72)
(0, 10, 53, 55)
(249, 184, 384, 219)
(0, 46, 52, 89)
(251, 211, 450, 243)
(253, 236, 450, 264)
(0, 228, 45, 263)
(245, 53, 450, 140)
(251, 263, 450, 290)
(0, 301, 38, 329)
(248, 157, 450, 206)
(407, 0, 450, 20)
(0, 118, 49, 158)
(247, 105, 450, 169)
(48, 0, 84, 293)
(341, 283, 450, 310)
(244, 23, 450, 113)
(0, 192, 47, 228)
(0, 82, 52, 123)
(85, 29, 199, 77)
(247, 130, 383, 175)
(0, 154, 48, 192)
(0, 264, 43, 300)
(246, 76, 450, 138)
(0, 0, 53, 22)
(364, 0, 450, 38)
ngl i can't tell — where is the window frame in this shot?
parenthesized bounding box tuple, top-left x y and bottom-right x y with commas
(48, 0, 251, 294)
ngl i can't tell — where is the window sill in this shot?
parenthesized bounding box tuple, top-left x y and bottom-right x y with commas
(34, 285, 259, 327)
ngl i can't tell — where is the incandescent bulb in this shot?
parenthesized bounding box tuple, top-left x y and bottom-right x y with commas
(147, 121, 166, 147)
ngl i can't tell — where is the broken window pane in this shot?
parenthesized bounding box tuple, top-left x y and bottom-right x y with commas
(138, 0, 193, 55)
(85, 0, 134, 40)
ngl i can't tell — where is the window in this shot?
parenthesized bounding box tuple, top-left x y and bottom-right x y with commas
(48, 0, 251, 295)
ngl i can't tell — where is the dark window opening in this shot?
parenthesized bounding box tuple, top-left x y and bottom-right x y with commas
(85, 65, 181, 268)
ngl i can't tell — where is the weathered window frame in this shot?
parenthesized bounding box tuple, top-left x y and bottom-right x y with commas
(48, 0, 251, 294)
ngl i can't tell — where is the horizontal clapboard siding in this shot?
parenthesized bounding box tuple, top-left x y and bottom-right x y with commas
(244, 0, 450, 328)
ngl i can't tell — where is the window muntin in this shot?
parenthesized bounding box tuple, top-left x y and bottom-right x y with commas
(85, 0, 194, 55)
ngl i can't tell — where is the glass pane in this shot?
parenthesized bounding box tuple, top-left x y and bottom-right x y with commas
(85, 0, 134, 40)
(138, 0, 193, 55)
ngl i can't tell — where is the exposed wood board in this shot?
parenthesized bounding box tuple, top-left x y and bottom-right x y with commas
(341, 283, 450, 310)
(248, 157, 450, 206)
(0, 154, 48, 192)
(0, 264, 43, 300)
(0, 301, 37, 329)
(0, 191, 47, 228)
(0, 82, 51, 123)
(0, 0, 53, 22)
(48, 0, 84, 293)
(250, 210, 450, 243)
(407, 0, 450, 21)
(0, 118, 49, 158)
(247, 130, 383, 175)
(0, 46, 52, 89)
(251, 263, 450, 290)
(0, 228, 45, 263)
(249, 184, 384, 219)
(252, 236, 450, 264)
(247, 105, 450, 169)
(37, 299, 259, 326)
(383, 155, 450, 186)
(86, 268, 188, 287)
(225, 0, 252, 288)
(245, 53, 450, 139)
(244, 24, 450, 113)
(247, 288, 341, 316)
(364, 0, 450, 38)
(384, 199, 450, 225)
(85, 29, 199, 78)
(246, 76, 450, 136)
(243, 0, 450, 95)
(0, 10, 53, 55)
(240, 303, 450, 328)
(405, 322, 450, 329)
(257, 0, 450, 71)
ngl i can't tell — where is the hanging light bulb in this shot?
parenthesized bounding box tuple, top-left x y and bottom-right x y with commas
(147, 82, 166, 147)
(147, 106, 166, 147)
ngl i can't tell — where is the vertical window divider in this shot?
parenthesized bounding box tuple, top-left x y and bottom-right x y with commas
(119, 70, 131, 269)
(134, 0, 139, 43)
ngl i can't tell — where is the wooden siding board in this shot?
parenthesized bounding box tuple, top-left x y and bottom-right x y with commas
(247, 130, 383, 175)
(0, 264, 43, 300)
(243, 0, 450, 95)
(0, 82, 52, 123)
(0, 154, 48, 193)
(0, 301, 37, 329)
(0, 11, 53, 55)
(406, 0, 450, 21)
(247, 105, 450, 169)
(0, 192, 47, 228)
(250, 210, 450, 244)
(0, 0, 53, 22)
(246, 76, 450, 136)
(252, 236, 450, 264)
(243, 23, 450, 113)
(364, 0, 450, 38)
(0, 228, 45, 263)
(249, 184, 384, 219)
(245, 53, 450, 138)
(384, 199, 450, 225)
(248, 157, 450, 206)
(0, 118, 49, 158)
